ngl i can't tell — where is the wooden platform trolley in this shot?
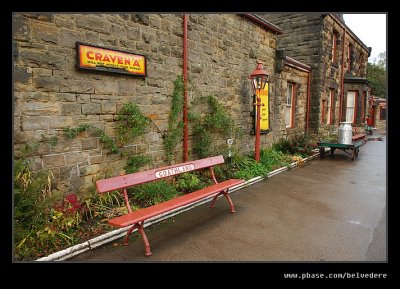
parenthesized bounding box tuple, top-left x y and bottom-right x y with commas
(317, 138, 365, 161)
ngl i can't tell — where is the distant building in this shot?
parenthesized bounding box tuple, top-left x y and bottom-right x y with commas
(261, 13, 371, 134)
(367, 95, 386, 132)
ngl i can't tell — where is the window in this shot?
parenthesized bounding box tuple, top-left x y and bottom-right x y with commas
(327, 89, 334, 125)
(286, 83, 295, 128)
(332, 32, 338, 63)
(346, 91, 357, 123)
(380, 107, 386, 120)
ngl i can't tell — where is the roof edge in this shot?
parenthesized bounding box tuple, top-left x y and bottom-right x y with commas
(284, 56, 312, 72)
(243, 14, 283, 35)
(329, 14, 370, 53)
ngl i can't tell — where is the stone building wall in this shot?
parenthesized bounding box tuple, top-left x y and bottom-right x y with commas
(261, 14, 370, 134)
(276, 64, 308, 135)
(261, 14, 323, 133)
(13, 13, 278, 193)
(275, 60, 309, 138)
(185, 14, 278, 153)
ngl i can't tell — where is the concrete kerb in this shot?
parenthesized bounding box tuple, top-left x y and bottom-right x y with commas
(36, 152, 320, 261)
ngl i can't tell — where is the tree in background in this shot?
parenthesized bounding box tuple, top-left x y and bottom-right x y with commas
(367, 51, 386, 98)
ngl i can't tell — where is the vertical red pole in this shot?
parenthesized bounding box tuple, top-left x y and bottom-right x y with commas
(305, 70, 311, 131)
(255, 94, 261, 162)
(339, 28, 346, 124)
(183, 14, 188, 162)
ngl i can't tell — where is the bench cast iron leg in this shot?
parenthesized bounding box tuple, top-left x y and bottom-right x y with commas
(123, 224, 138, 246)
(136, 222, 152, 256)
(123, 222, 152, 256)
(209, 190, 235, 213)
(222, 191, 235, 213)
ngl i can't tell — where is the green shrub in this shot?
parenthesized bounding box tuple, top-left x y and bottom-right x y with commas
(129, 180, 181, 207)
(233, 161, 268, 180)
(273, 133, 318, 157)
(175, 172, 205, 193)
(116, 102, 150, 145)
(260, 147, 292, 171)
(124, 154, 151, 174)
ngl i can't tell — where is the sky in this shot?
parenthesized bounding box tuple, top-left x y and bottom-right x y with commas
(343, 14, 387, 63)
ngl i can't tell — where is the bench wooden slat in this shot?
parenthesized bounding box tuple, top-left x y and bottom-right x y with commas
(96, 155, 225, 193)
(108, 178, 244, 228)
(352, 133, 366, 141)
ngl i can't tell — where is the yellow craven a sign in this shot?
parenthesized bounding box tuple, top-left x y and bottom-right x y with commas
(77, 43, 146, 76)
(256, 84, 269, 131)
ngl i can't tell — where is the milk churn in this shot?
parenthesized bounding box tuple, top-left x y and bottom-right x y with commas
(338, 122, 353, 144)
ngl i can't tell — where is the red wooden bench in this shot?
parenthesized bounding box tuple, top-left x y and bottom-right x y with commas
(352, 133, 367, 143)
(96, 155, 245, 256)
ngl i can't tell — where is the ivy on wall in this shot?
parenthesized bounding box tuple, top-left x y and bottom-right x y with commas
(164, 76, 184, 162)
(190, 95, 242, 158)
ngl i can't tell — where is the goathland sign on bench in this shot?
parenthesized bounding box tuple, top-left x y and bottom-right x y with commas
(96, 155, 244, 256)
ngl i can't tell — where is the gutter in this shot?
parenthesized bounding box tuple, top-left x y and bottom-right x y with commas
(284, 56, 312, 72)
(243, 14, 283, 35)
(183, 14, 188, 162)
(36, 152, 320, 261)
(339, 27, 346, 123)
(306, 70, 312, 131)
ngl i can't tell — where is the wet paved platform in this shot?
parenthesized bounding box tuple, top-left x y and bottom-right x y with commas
(72, 137, 386, 262)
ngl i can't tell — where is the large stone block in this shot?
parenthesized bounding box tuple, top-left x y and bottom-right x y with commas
(48, 116, 74, 129)
(32, 67, 52, 78)
(110, 24, 126, 38)
(33, 76, 59, 92)
(101, 99, 116, 114)
(82, 103, 101, 115)
(51, 139, 82, 154)
(56, 93, 76, 102)
(132, 14, 149, 25)
(54, 15, 76, 29)
(79, 164, 100, 176)
(76, 15, 110, 34)
(23, 13, 54, 22)
(99, 115, 114, 121)
(94, 81, 118, 95)
(32, 22, 59, 44)
(14, 66, 32, 84)
(86, 31, 99, 42)
(126, 26, 140, 40)
(60, 28, 85, 48)
(99, 35, 117, 46)
(43, 154, 65, 168)
(22, 102, 60, 116)
(19, 49, 48, 67)
(81, 138, 98, 150)
(22, 116, 48, 130)
(89, 155, 104, 164)
(60, 165, 79, 181)
(65, 151, 89, 165)
(13, 14, 31, 42)
(62, 103, 81, 115)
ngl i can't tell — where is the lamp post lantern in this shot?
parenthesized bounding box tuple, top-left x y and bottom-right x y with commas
(250, 61, 270, 162)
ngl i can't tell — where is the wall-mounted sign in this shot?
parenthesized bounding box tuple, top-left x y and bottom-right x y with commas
(254, 84, 269, 132)
(77, 42, 147, 76)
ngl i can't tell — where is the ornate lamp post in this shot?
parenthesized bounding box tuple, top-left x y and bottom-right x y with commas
(250, 61, 270, 162)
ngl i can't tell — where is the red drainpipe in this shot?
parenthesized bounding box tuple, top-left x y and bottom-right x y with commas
(305, 70, 311, 131)
(183, 14, 188, 162)
(339, 28, 346, 124)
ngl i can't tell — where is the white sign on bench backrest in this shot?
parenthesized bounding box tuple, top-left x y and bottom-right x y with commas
(155, 164, 195, 178)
